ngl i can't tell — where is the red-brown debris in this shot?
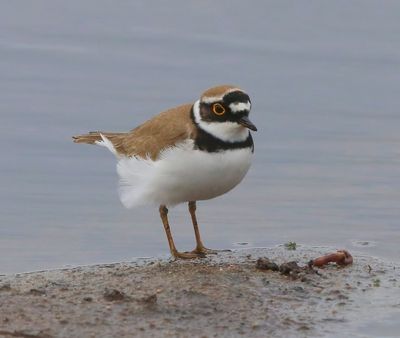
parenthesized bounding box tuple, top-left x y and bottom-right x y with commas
(310, 250, 353, 267)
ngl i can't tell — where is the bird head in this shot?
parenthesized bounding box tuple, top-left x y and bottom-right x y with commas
(198, 85, 257, 131)
(192, 85, 256, 143)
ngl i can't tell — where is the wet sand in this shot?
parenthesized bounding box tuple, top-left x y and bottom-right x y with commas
(0, 247, 399, 338)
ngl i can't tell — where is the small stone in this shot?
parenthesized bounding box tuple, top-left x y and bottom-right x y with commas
(140, 294, 157, 304)
(256, 258, 279, 271)
(262, 278, 270, 286)
(300, 276, 310, 283)
(0, 283, 11, 292)
(103, 289, 126, 301)
(279, 261, 302, 276)
(293, 286, 305, 293)
(29, 288, 46, 296)
(298, 325, 310, 331)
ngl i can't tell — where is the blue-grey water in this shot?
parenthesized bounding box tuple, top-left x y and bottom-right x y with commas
(1, 1, 399, 276)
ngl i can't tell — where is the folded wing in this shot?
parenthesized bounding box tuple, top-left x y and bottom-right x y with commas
(73, 103, 195, 160)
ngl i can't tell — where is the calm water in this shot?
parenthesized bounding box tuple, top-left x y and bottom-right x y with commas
(1, 1, 399, 274)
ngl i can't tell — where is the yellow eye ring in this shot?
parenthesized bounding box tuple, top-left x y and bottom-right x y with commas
(212, 103, 225, 116)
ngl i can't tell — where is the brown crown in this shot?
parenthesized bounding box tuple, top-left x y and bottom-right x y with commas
(200, 85, 243, 102)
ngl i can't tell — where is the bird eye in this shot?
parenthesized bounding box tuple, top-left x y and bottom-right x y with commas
(212, 103, 225, 116)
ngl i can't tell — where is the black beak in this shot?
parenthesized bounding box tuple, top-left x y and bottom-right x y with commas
(238, 116, 257, 131)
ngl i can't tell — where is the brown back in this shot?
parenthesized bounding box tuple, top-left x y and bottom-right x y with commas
(121, 103, 196, 159)
(73, 103, 196, 160)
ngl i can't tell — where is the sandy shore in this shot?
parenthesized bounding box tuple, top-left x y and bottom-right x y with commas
(0, 247, 399, 338)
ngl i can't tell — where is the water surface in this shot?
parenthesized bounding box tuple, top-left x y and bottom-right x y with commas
(1, 1, 399, 274)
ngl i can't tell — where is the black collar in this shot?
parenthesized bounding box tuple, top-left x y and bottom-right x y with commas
(190, 107, 254, 153)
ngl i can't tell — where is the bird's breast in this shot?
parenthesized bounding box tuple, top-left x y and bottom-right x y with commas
(117, 140, 254, 207)
(153, 141, 253, 205)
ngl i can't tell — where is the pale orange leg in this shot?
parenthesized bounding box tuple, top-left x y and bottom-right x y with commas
(159, 205, 202, 259)
(188, 201, 218, 255)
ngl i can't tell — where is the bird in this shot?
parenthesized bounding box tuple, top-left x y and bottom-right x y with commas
(73, 85, 257, 259)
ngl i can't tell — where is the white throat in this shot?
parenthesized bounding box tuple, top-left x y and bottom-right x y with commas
(193, 100, 249, 143)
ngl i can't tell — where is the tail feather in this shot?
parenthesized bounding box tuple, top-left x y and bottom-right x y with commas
(73, 131, 127, 156)
(73, 131, 103, 144)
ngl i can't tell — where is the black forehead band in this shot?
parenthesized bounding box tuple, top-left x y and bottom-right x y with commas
(223, 91, 251, 106)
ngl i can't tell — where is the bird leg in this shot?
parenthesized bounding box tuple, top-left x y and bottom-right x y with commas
(159, 205, 202, 259)
(188, 201, 218, 255)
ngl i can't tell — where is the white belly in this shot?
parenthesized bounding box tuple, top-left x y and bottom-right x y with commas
(117, 141, 253, 208)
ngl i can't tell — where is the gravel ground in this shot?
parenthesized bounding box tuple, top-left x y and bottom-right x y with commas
(0, 246, 399, 338)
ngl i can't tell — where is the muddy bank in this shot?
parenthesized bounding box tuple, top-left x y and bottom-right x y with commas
(0, 247, 399, 338)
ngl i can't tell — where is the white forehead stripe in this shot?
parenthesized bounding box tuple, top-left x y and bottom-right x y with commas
(229, 101, 251, 113)
(201, 88, 242, 104)
(193, 100, 249, 142)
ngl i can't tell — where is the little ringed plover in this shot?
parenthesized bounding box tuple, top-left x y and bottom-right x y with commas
(73, 85, 257, 259)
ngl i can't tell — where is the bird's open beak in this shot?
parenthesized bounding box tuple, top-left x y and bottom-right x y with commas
(238, 116, 257, 131)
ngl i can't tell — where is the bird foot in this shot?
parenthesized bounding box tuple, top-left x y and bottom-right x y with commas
(191, 246, 222, 255)
(172, 251, 206, 260)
